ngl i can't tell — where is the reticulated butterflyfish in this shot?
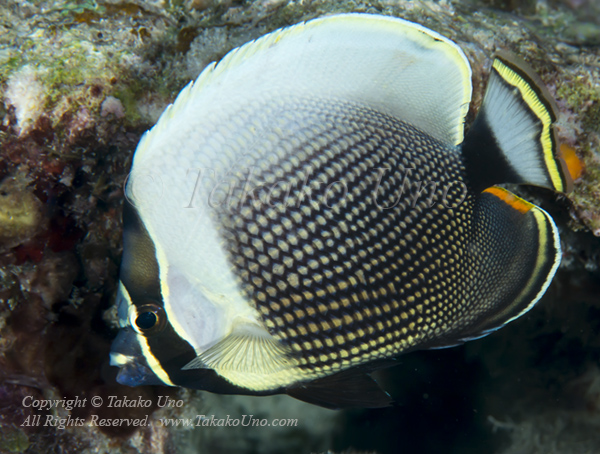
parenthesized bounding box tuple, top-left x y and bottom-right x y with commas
(110, 13, 578, 409)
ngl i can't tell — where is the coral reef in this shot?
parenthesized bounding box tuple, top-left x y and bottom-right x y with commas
(0, 0, 599, 453)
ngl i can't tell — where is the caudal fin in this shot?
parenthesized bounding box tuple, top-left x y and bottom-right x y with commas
(462, 53, 576, 193)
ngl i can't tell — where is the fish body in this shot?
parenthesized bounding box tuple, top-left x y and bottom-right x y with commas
(110, 14, 576, 408)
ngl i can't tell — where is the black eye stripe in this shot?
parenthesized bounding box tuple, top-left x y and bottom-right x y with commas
(121, 202, 163, 303)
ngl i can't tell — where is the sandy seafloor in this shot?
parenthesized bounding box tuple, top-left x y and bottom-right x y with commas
(0, 0, 599, 453)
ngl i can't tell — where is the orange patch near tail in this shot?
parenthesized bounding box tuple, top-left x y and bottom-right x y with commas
(483, 187, 533, 214)
(559, 143, 584, 182)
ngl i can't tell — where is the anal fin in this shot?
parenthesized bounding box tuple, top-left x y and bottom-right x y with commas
(420, 186, 560, 350)
(461, 186, 559, 340)
(286, 368, 393, 410)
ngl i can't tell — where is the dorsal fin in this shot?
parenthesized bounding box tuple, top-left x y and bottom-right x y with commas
(135, 13, 472, 164)
(462, 53, 572, 193)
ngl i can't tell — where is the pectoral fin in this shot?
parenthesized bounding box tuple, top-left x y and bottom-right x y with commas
(182, 322, 299, 391)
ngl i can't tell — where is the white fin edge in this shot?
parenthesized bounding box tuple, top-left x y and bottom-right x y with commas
(500, 206, 561, 325)
(461, 204, 561, 340)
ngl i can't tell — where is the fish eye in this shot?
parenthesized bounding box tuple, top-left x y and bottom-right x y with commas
(131, 304, 166, 335)
(136, 311, 157, 330)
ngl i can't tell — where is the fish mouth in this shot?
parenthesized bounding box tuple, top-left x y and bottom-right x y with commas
(110, 328, 164, 386)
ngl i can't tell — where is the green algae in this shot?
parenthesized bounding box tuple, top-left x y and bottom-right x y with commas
(555, 70, 600, 235)
(0, 0, 183, 137)
(3, 36, 126, 124)
(0, 428, 30, 454)
(0, 177, 44, 248)
(557, 80, 600, 134)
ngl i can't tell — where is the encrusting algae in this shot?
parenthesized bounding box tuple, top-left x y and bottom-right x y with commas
(0, 177, 45, 250)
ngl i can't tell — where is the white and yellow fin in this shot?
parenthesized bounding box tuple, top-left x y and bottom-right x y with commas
(182, 323, 297, 390)
(462, 53, 573, 193)
(135, 12, 472, 165)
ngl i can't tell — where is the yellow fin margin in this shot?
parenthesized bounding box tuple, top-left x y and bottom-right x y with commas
(491, 56, 564, 192)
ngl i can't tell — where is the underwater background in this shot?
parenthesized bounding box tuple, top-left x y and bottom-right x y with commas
(0, 0, 599, 453)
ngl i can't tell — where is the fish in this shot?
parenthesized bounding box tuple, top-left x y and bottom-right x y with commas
(109, 13, 581, 409)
